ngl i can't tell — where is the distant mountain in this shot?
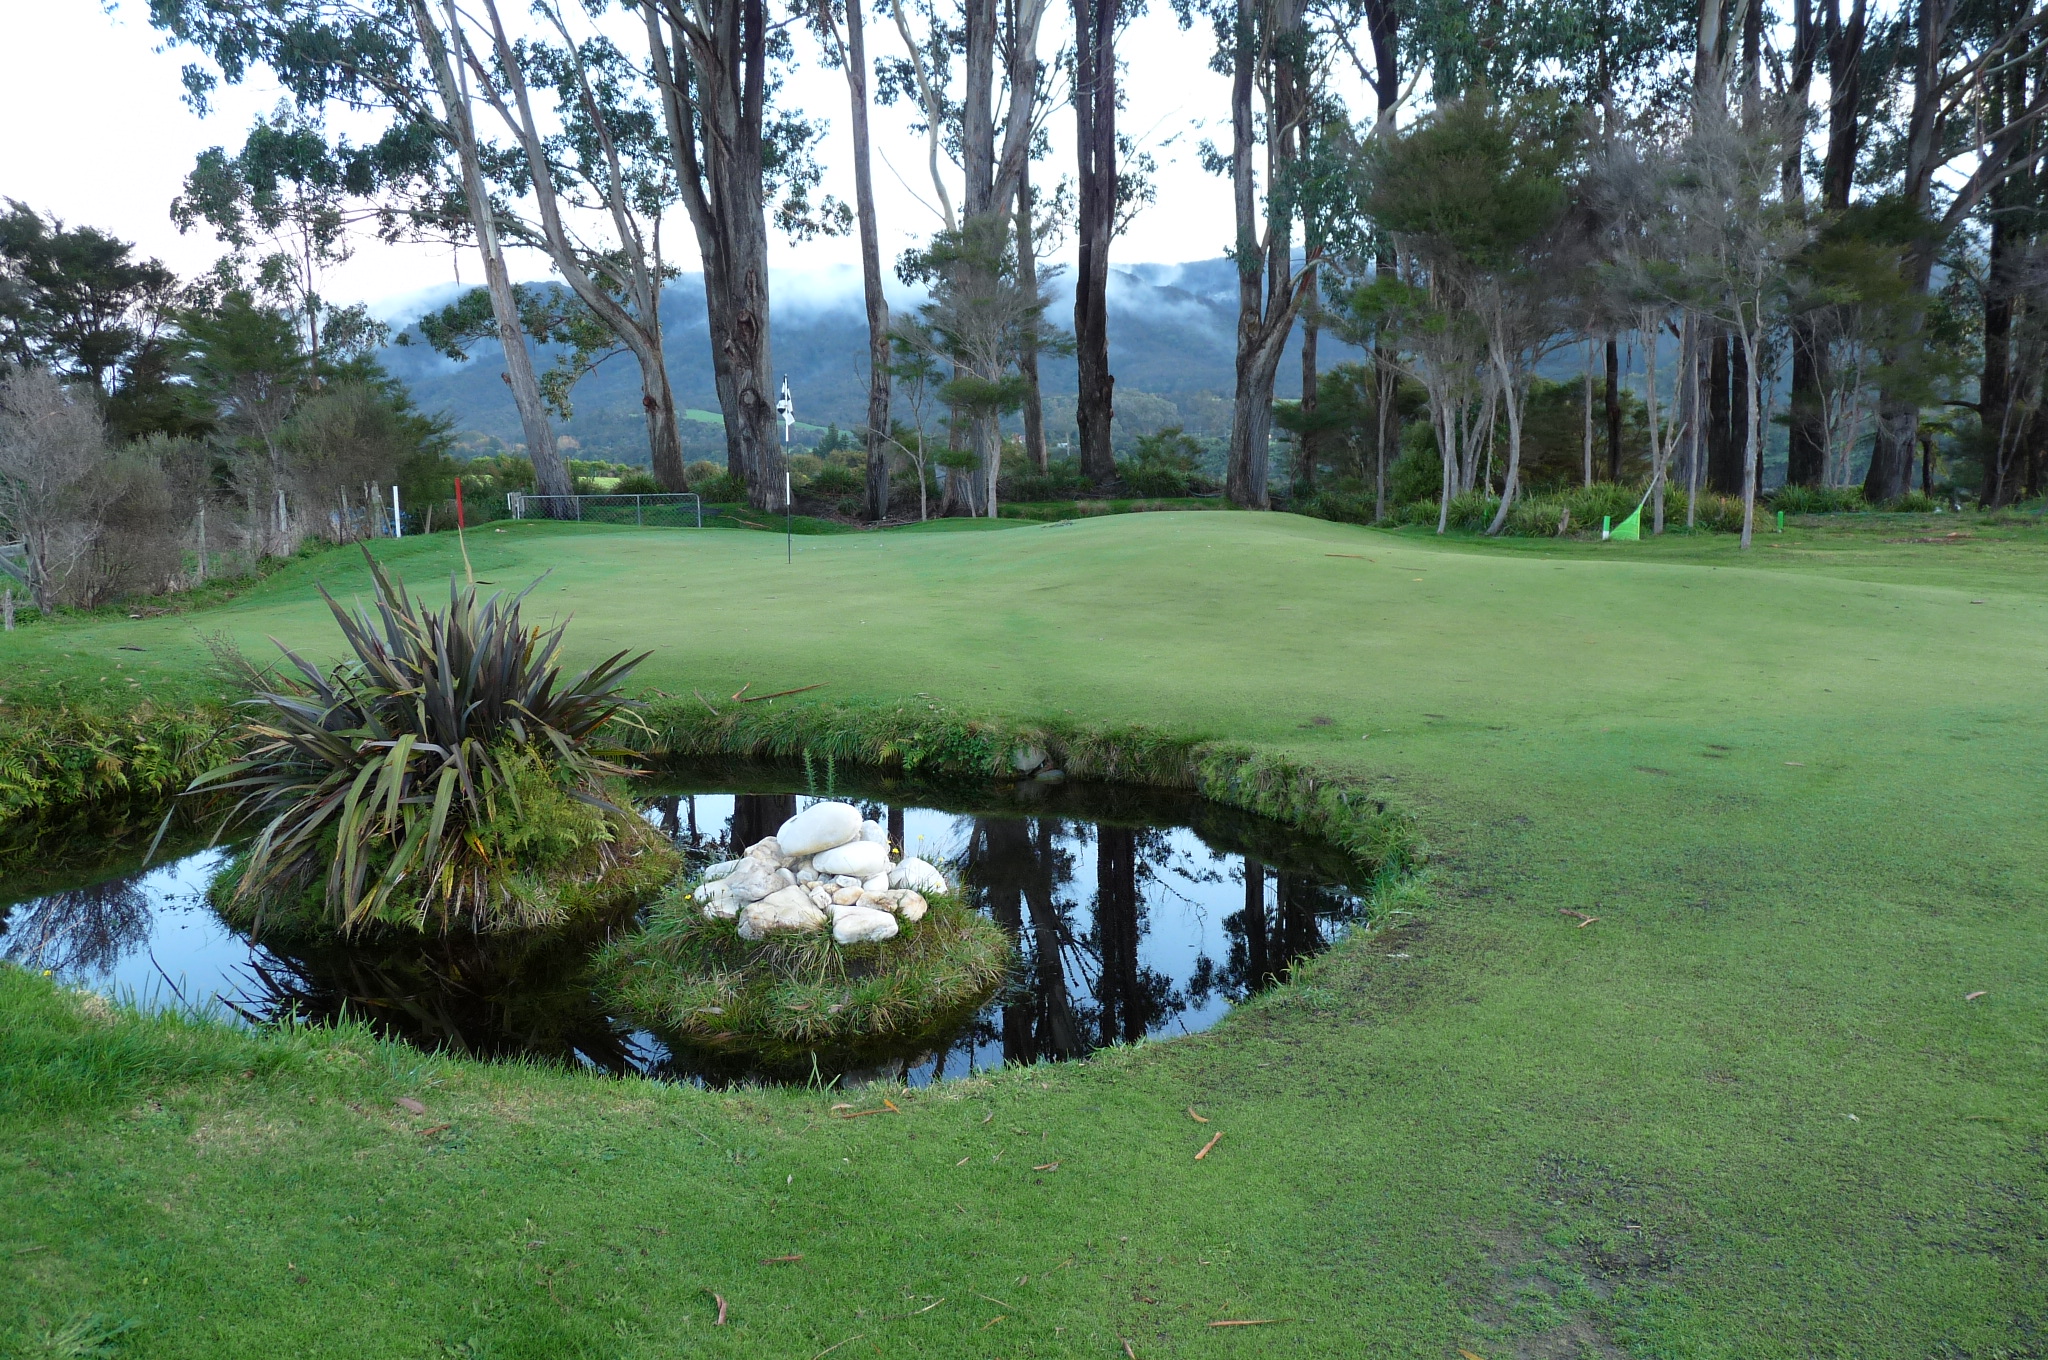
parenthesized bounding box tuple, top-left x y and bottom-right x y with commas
(374, 259, 1362, 465)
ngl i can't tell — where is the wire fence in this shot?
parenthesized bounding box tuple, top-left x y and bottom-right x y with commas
(506, 492, 705, 528)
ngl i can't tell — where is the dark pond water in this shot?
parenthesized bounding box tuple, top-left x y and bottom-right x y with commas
(0, 767, 1374, 1087)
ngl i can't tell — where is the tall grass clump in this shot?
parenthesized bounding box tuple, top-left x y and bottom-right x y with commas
(193, 549, 676, 937)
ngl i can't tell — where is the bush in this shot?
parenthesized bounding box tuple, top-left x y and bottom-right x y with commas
(613, 468, 663, 495)
(1003, 457, 1093, 503)
(805, 464, 864, 497)
(685, 461, 748, 502)
(196, 549, 674, 935)
(1887, 490, 1938, 512)
(1117, 427, 1209, 498)
(1771, 484, 1866, 514)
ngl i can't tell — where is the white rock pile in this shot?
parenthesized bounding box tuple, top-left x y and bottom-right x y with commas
(692, 800, 951, 946)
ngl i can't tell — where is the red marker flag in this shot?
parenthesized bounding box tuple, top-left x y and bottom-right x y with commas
(455, 476, 466, 528)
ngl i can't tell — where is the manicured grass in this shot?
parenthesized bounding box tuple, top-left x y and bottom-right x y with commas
(4, 510, 2047, 1356)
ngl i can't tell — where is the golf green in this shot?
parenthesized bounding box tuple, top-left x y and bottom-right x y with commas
(3, 510, 2043, 1357)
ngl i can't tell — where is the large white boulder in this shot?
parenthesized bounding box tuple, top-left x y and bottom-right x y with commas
(699, 859, 742, 881)
(858, 820, 888, 844)
(832, 905, 900, 945)
(737, 887, 828, 939)
(776, 802, 863, 856)
(719, 858, 789, 904)
(813, 839, 891, 879)
(744, 836, 785, 864)
(889, 857, 949, 893)
(862, 873, 890, 894)
(897, 891, 929, 922)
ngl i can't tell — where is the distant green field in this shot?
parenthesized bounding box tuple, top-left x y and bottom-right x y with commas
(4, 509, 2045, 1357)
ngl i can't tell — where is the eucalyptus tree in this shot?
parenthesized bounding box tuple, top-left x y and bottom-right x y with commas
(1361, 89, 1580, 533)
(147, 0, 578, 502)
(451, 1, 691, 489)
(1071, 0, 1135, 485)
(814, 0, 894, 519)
(174, 105, 397, 376)
(1175, 0, 1340, 507)
(1861, 0, 2048, 502)
(639, 0, 850, 510)
(882, 0, 1050, 509)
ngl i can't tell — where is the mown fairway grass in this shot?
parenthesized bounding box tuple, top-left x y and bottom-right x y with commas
(3, 511, 2044, 1357)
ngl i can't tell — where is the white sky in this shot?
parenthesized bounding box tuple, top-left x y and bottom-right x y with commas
(2, 0, 1271, 318)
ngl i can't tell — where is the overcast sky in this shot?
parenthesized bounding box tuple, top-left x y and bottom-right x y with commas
(2, 1, 1291, 319)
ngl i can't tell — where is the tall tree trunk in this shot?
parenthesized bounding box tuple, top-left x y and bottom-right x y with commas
(1073, 0, 1118, 485)
(1708, 333, 1740, 492)
(1604, 336, 1622, 480)
(831, 0, 893, 521)
(1298, 304, 1319, 492)
(1225, 0, 1308, 508)
(1784, 0, 1826, 487)
(1982, 204, 2020, 505)
(644, 0, 785, 511)
(1016, 163, 1049, 474)
(412, 0, 571, 503)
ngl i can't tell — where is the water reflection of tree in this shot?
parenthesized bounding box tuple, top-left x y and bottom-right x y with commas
(1219, 865, 1351, 999)
(957, 817, 1191, 1067)
(243, 925, 637, 1072)
(2, 874, 154, 977)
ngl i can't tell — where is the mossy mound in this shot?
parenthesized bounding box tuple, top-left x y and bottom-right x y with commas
(597, 881, 1013, 1067)
(211, 776, 678, 940)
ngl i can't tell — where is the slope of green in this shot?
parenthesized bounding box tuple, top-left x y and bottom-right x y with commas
(3, 511, 2045, 1358)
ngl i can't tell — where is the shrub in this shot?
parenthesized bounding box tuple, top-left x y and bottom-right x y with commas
(805, 464, 864, 497)
(194, 549, 673, 935)
(1003, 457, 1093, 502)
(1771, 484, 1865, 514)
(1117, 427, 1209, 498)
(613, 469, 663, 495)
(1887, 490, 1938, 512)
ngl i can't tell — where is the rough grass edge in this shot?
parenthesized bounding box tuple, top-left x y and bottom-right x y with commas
(634, 695, 1423, 879)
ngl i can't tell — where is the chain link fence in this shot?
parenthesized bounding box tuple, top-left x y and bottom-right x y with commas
(506, 493, 705, 527)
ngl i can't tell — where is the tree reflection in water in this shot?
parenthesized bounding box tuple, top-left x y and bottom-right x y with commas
(2, 873, 154, 977)
(947, 814, 1359, 1074)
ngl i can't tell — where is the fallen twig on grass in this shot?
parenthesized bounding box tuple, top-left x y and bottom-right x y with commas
(811, 1334, 865, 1358)
(761, 1254, 803, 1264)
(1033, 1162, 1060, 1171)
(708, 1291, 727, 1325)
(1324, 553, 1369, 559)
(1186, 1107, 1209, 1124)
(831, 1098, 901, 1119)
(1966, 991, 1988, 1001)
(691, 688, 720, 715)
(741, 683, 826, 703)
(417, 1123, 451, 1138)
(730, 682, 752, 701)
(981, 1315, 1006, 1330)
(1195, 1131, 1223, 1160)
(1559, 909, 1599, 927)
(1208, 1318, 1280, 1328)
(1123, 1341, 1138, 1358)
(396, 1097, 426, 1115)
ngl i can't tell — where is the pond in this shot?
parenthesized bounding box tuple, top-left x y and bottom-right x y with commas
(0, 765, 1374, 1087)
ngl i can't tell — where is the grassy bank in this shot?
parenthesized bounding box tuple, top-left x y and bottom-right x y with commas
(3, 510, 2046, 1356)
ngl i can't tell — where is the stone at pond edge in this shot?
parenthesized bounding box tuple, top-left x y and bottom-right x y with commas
(812, 840, 891, 879)
(737, 888, 828, 939)
(832, 905, 900, 945)
(699, 883, 741, 920)
(745, 837, 784, 862)
(859, 820, 888, 844)
(776, 802, 863, 857)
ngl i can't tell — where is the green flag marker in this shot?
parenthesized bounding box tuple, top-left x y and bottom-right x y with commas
(1611, 503, 1642, 541)
(1602, 514, 1611, 539)
(1777, 509, 1785, 532)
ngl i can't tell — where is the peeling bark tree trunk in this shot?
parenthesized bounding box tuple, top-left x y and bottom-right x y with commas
(644, 0, 785, 511)
(828, 0, 893, 520)
(1073, 0, 1118, 485)
(1017, 163, 1049, 474)
(1224, 0, 1309, 509)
